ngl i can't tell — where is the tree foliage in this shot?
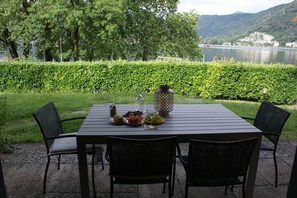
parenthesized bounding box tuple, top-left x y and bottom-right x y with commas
(0, 0, 201, 61)
(161, 11, 201, 60)
(0, 0, 25, 58)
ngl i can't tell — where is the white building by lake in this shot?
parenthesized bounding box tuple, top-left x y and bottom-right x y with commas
(286, 42, 297, 48)
(238, 32, 279, 47)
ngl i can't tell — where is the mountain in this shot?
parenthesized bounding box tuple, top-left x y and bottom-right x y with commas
(198, 0, 297, 45)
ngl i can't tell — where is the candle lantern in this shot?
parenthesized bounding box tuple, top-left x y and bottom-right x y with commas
(154, 85, 174, 116)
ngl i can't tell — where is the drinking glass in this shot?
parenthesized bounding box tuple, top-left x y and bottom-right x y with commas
(104, 95, 114, 118)
(144, 105, 156, 129)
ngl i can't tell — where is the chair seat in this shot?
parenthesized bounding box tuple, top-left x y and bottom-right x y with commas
(50, 136, 77, 154)
(50, 136, 101, 155)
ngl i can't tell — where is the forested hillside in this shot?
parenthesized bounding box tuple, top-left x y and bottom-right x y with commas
(198, 0, 297, 45)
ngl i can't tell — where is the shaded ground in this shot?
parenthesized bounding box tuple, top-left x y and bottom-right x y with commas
(1, 140, 297, 198)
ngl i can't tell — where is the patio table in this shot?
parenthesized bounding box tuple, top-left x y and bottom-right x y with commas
(77, 104, 262, 198)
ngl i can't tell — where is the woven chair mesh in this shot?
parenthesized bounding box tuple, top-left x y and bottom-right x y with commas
(108, 137, 176, 183)
(186, 138, 257, 186)
(34, 102, 64, 148)
(254, 102, 291, 144)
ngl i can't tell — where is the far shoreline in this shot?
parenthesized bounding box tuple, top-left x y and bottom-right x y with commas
(199, 44, 297, 52)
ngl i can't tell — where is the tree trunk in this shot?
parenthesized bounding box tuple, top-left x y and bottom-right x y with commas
(44, 24, 53, 61)
(1, 28, 19, 59)
(142, 47, 148, 61)
(23, 42, 31, 58)
(44, 48, 53, 62)
(7, 41, 19, 59)
(22, 0, 32, 58)
(69, 0, 80, 61)
(85, 44, 94, 61)
(72, 27, 79, 61)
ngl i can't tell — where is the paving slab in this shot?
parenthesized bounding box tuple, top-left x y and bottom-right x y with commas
(1, 140, 297, 198)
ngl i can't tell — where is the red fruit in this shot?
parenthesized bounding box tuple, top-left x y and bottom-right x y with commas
(134, 116, 141, 124)
(128, 116, 134, 124)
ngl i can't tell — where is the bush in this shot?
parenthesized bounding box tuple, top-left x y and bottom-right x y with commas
(0, 61, 296, 104)
(200, 62, 297, 104)
(0, 95, 7, 127)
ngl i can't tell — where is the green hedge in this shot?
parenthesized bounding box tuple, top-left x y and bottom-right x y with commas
(0, 61, 296, 104)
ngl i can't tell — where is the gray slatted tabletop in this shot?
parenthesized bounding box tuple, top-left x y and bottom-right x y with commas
(77, 104, 262, 198)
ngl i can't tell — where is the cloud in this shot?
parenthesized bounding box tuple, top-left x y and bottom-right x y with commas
(178, 0, 294, 15)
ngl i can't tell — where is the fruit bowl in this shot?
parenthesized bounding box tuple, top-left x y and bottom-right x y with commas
(125, 114, 143, 126)
(125, 119, 144, 126)
(144, 114, 165, 125)
(122, 111, 143, 117)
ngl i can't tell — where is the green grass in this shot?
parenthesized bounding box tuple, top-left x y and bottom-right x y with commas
(0, 92, 296, 145)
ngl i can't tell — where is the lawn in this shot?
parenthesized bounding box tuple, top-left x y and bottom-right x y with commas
(0, 92, 296, 147)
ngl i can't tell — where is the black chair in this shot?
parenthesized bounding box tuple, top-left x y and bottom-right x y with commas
(287, 145, 297, 198)
(107, 136, 176, 198)
(242, 101, 291, 187)
(178, 138, 258, 198)
(33, 102, 104, 195)
(0, 159, 7, 198)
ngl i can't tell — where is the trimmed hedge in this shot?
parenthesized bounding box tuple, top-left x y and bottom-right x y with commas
(0, 61, 296, 104)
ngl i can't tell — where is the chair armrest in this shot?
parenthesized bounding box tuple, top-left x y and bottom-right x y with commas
(262, 131, 279, 137)
(61, 117, 86, 134)
(61, 116, 86, 123)
(241, 116, 255, 121)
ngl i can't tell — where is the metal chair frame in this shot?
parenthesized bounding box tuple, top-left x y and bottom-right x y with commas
(0, 159, 7, 198)
(33, 102, 104, 196)
(242, 101, 291, 187)
(178, 138, 258, 198)
(107, 136, 177, 198)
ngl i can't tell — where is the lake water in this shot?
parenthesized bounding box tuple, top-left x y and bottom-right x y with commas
(1, 45, 297, 65)
(201, 45, 297, 65)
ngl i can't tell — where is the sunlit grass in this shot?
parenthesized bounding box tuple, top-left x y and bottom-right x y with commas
(0, 92, 296, 145)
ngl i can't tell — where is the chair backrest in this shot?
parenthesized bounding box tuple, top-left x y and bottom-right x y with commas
(33, 102, 64, 152)
(254, 102, 291, 144)
(107, 136, 176, 179)
(187, 138, 258, 186)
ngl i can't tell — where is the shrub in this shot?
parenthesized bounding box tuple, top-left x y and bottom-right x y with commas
(0, 61, 296, 104)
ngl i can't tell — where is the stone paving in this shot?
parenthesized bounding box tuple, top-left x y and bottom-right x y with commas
(1, 140, 297, 198)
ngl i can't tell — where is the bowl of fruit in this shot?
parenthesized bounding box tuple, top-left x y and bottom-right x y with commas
(124, 114, 143, 126)
(144, 114, 165, 125)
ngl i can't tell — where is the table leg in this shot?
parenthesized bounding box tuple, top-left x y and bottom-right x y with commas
(77, 138, 90, 198)
(246, 136, 261, 198)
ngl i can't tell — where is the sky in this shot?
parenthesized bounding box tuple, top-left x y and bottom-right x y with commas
(178, 0, 295, 15)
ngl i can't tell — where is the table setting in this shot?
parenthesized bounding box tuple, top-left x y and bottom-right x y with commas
(106, 85, 173, 130)
(77, 91, 261, 198)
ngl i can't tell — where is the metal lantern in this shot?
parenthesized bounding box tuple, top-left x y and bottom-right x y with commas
(154, 85, 174, 116)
